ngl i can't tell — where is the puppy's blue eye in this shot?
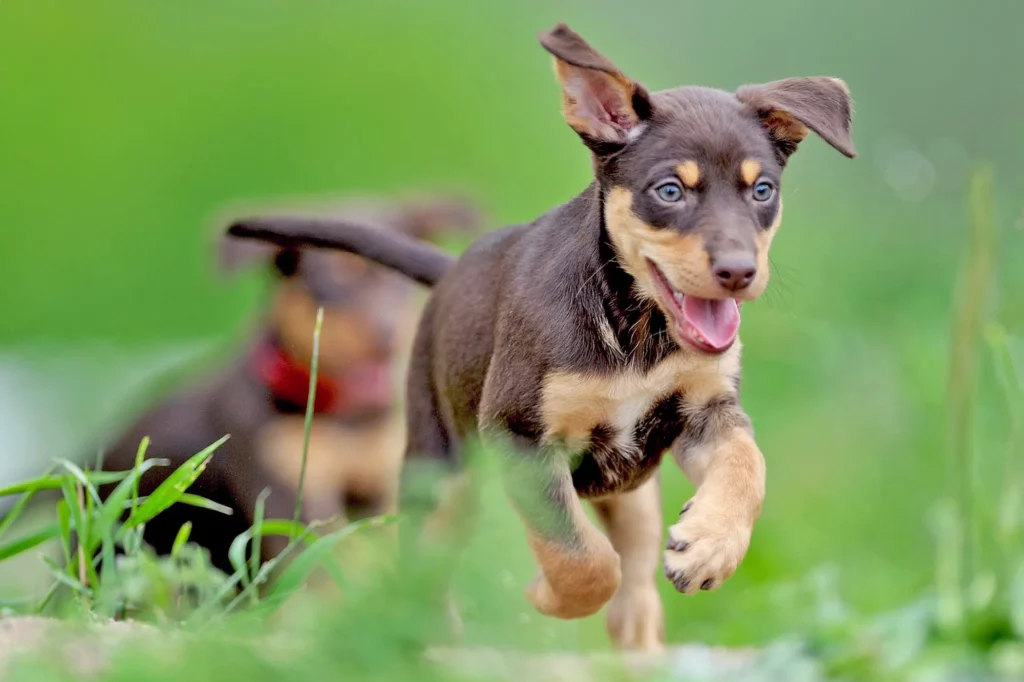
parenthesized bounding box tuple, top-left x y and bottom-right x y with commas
(752, 182, 774, 202)
(655, 182, 684, 203)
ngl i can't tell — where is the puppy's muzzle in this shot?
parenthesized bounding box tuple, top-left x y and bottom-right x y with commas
(710, 253, 756, 292)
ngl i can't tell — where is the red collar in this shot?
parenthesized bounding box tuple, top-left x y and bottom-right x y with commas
(250, 338, 394, 417)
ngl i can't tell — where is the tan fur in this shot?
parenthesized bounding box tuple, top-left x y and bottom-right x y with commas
(754, 202, 783, 285)
(552, 59, 637, 142)
(596, 316, 625, 360)
(740, 159, 761, 186)
(605, 187, 721, 302)
(255, 413, 406, 523)
(763, 110, 809, 147)
(664, 427, 765, 594)
(593, 476, 665, 651)
(605, 187, 777, 303)
(271, 283, 382, 375)
(540, 347, 741, 453)
(522, 474, 622, 619)
(676, 161, 700, 188)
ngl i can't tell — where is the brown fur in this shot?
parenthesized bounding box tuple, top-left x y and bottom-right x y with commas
(224, 22, 855, 649)
(96, 195, 483, 576)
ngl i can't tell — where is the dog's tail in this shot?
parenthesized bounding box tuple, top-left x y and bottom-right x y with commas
(226, 216, 454, 287)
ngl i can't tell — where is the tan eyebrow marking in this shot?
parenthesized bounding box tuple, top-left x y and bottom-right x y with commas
(676, 161, 700, 188)
(740, 159, 761, 186)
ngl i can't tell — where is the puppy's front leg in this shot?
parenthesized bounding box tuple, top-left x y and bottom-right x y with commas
(492, 432, 622, 619)
(664, 425, 765, 594)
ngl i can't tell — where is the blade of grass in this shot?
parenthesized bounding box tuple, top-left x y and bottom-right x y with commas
(178, 493, 234, 516)
(76, 482, 88, 587)
(132, 436, 150, 515)
(0, 523, 61, 561)
(260, 519, 312, 541)
(265, 515, 395, 604)
(227, 517, 318, 591)
(56, 458, 103, 508)
(985, 323, 1024, 565)
(224, 531, 316, 614)
(0, 465, 56, 544)
(56, 499, 73, 570)
(228, 531, 254, 592)
(59, 478, 86, 581)
(227, 490, 278, 597)
(946, 164, 997, 587)
(92, 458, 168, 555)
(214, 517, 339, 618)
(250, 488, 270, 604)
(44, 557, 92, 598)
(78, 482, 101, 595)
(987, 323, 1024, 423)
(122, 435, 229, 532)
(188, 518, 326, 624)
(35, 581, 61, 615)
(293, 306, 324, 538)
(0, 470, 130, 498)
(94, 448, 106, 478)
(171, 522, 193, 557)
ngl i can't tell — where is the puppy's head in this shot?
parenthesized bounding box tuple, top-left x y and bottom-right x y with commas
(540, 24, 855, 354)
(219, 195, 482, 384)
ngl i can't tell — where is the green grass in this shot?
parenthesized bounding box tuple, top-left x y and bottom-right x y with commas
(0, 167, 1021, 680)
(1, 1, 1023, 679)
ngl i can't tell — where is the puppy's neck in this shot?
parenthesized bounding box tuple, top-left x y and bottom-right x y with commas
(249, 332, 395, 426)
(585, 183, 676, 369)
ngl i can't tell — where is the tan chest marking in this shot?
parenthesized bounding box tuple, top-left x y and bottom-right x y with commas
(255, 413, 405, 520)
(539, 346, 741, 454)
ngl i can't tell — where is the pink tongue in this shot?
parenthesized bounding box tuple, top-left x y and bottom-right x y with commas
(681, 297, 741, 350)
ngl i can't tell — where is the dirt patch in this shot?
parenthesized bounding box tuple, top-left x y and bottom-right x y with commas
(0, 615, 157, 679)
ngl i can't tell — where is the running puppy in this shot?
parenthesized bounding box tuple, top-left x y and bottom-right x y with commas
(225, 24, 855, 650)
(98, 194, 482, 576)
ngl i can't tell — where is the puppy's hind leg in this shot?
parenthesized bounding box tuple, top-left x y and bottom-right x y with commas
(398, 343, 471, 554)
(396, 338, 474, 639)
(592, 474, 665, 651)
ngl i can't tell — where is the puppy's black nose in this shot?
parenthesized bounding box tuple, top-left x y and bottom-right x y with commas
(712, 254, 757, 291)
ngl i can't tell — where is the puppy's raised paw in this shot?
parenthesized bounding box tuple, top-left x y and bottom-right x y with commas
(662, 498, 752, 595)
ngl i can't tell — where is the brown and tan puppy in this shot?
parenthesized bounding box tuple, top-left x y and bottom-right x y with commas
(97, 195, 483, 576)
(225, 24, 855, 651)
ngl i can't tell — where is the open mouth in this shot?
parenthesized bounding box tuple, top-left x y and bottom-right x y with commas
(646, 259, 741, 354)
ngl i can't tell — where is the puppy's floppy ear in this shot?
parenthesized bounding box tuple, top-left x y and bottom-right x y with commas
(539, 23, 652, 154)
(217, 235, 301, 277)
(736, 77, 856, 161)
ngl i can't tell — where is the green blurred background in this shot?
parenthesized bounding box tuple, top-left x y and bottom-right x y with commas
(1, 0, 1022, 650)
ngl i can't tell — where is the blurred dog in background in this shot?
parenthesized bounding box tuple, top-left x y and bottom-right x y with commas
(97, 194, 484, 576)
